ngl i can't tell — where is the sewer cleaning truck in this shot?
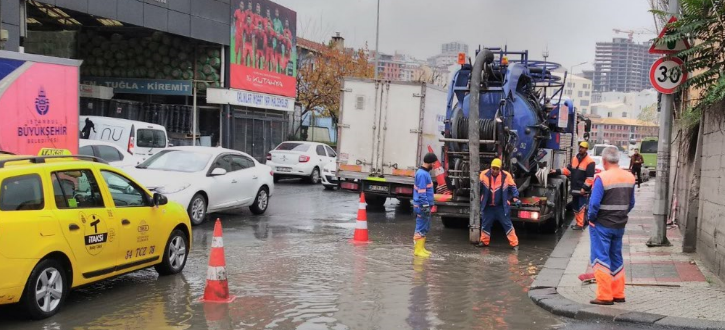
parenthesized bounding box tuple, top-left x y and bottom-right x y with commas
(433, 47, 591, 240)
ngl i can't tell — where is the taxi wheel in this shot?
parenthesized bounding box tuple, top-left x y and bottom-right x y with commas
(21, 259, 67, 320)
(187, 193, 207, 226)
(155, 229, 189, 276)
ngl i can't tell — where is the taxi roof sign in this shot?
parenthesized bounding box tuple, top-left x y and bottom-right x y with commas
(649, 16, 691, 54)
(38, 148, 72, 156)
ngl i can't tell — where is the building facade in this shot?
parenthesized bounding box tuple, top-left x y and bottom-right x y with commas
(592, 38, 660, 94)
(588, 117, 658, 147)
(591, 89, 658, 119)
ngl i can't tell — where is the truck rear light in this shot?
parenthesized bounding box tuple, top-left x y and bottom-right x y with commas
(299, 155, 310, 163)
(519, 211, 540, 220)
(266, 153, 272, 161)
(341, 182, 359, 190)
(394, 187, 413, 195)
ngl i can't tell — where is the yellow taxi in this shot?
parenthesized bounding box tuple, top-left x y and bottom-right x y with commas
(0, 150, 192, 319)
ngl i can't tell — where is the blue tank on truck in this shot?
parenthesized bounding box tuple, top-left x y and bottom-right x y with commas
(434, 47, 591, 234)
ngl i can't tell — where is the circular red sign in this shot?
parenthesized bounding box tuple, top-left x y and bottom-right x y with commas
(649, 57, 687, 94)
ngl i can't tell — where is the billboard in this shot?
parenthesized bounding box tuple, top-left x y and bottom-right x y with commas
(0, 54, 80, 155)
(230, 0, 297, 98)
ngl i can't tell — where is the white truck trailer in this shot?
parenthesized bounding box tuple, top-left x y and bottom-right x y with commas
(336, 78, 447, 207)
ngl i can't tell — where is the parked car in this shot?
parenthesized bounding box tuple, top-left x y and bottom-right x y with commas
(321, 162, 339, 190)
(266, 141, 337, 184)
(0, 152, 191, 319)
(126, 147, 274, 225)
(78, 139, 140, 168)
(80, 116, 168, 163)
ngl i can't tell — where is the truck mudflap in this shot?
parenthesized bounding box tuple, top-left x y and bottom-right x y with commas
(434, 201, 555, 223)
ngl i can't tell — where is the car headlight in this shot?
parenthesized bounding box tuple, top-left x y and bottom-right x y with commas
(157, 183, 191, 194)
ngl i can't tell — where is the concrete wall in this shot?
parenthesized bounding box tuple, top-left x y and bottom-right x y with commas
(696, 111, 725, 280)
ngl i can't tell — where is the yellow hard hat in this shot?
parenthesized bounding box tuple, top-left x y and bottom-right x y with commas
(579, 141, 589, 149)
(491, 158, 502, 168)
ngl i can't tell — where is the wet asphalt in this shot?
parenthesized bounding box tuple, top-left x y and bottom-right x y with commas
(0, 181, 675, 330)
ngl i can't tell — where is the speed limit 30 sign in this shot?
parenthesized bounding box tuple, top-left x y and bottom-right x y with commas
(649, 57, 687, 94)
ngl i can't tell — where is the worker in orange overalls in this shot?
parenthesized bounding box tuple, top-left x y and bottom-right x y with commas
(587, 146, 635, 305)
(551, 141, 596, 230)
(478, 158, 521, 250)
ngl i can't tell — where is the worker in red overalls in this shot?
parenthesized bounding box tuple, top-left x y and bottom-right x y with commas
(551, 141, 596, 230)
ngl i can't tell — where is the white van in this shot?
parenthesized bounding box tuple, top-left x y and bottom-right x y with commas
(79, 116, 168, 162)
(591, 144, 618, 157)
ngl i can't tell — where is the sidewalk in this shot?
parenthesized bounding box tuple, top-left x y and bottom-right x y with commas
(529, 181, 725, 329)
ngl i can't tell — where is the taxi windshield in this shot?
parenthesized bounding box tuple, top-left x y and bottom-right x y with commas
(136, 150, 211, 172)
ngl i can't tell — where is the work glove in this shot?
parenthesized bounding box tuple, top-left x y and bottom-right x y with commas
(421, 204, 431, 217)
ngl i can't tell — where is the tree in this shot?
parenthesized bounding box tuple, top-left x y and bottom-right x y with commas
(638, 104, 659, 124)
(297, 45, 374, 123)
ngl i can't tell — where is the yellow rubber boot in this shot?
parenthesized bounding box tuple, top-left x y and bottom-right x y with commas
(421, 237, 432, 256)
(414, 239, 430, 257)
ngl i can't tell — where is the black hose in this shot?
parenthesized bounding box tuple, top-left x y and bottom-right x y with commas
(454, 117, 496, 140)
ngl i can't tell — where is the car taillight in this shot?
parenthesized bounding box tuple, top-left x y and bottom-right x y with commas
(266, 153, 272, 161)
(127, 136, 135, 155)
(299, 155, 310, 163)
(270, 171, 274, 176)
(394, 187, 413, 195)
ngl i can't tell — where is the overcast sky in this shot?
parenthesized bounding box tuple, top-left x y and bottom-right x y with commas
(275, 0, 657, 73)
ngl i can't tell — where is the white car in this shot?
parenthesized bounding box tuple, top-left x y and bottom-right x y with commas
(126, 146, 274, 225)
(78, 139, 140, 168)
(321, 162, 339, 190)
(266, 141, 337, 184)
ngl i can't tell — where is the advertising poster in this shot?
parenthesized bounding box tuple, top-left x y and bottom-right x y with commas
(230, 0, 297, 98)
(0, 57, 80, 155)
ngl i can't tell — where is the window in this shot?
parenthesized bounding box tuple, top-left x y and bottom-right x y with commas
(582, 108, 588, 113)
(275, 142, 310, 152)
(1, 175, 44, 211)
(623, 112, 628, 118)
(608, 112, 613, 118)
(585, 91, 590, 96)
(229, 154, 255, 171)
(138, 150, 211, 173)
(136, 129, 167, 148)
(79, 146, 94, 157)
(97, 146, 123, 162)
(52, 170, 105, 209)
(316, 145, 326, 156)
(325, 146, 337, 158)
(580, 100, 590, 106)
(578, 91, 583, 98)
(212, 155, 233, 172)
(101, 171, 149, 207)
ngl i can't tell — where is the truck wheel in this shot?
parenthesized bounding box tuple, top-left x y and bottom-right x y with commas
(442, 217, 466, 229)
(364, 194, 386, 208)
(540, 191, 562, 234)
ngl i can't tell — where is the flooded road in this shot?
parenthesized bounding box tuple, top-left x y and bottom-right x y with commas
(0, 182, 668, 329)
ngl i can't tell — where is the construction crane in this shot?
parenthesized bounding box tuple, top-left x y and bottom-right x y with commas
(612, 29, 650, 41)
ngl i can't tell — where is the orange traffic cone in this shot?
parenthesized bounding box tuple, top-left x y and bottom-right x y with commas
(200, 219, 236, 303)
(353, 193, 369, 243)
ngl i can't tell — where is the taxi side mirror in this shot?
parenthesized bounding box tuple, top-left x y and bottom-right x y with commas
(153, 193, 168, 206)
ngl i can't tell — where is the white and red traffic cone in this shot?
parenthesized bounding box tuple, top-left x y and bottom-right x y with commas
(353, 193, 370, 243)
(201, 219, 236, 303)
(428, 146, 452, 202)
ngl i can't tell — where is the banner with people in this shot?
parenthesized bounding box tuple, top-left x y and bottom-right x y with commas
(230, 0, 297, 98)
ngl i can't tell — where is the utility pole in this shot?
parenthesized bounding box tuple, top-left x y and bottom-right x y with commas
(468, 48, 492, 244)
(374, 0, 380, 80)
(648, 0, 678, 247)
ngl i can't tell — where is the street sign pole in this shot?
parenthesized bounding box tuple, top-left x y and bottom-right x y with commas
(648, 0, 680, 247)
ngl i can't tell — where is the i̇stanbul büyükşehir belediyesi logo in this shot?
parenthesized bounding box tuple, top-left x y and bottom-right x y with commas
(35, 87, 50, 116)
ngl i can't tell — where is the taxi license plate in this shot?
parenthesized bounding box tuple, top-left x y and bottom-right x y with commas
(368, 185, 389, 192)
(277, 167, 292, 173)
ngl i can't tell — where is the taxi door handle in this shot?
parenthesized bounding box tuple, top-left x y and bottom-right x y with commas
(122, 219, 130, 226)
(252, 176, 258, 180)
(231, 180, 238, 183)
(69, 224, 80, 231)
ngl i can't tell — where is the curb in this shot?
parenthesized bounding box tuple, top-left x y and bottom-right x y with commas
(529, 221, 725, 330)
